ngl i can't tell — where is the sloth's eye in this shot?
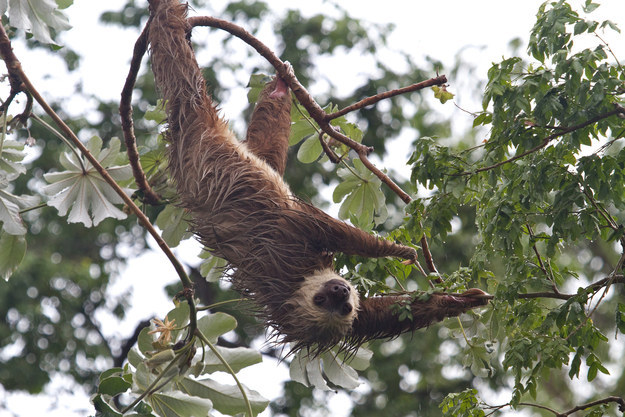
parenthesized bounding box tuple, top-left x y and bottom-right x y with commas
(313, 294, 326, 305)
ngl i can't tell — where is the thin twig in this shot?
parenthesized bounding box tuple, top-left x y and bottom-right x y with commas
(325, 75, 447, 121)
(491, 396, 625, 417)
(469, 274, 625, 302)
(120, 17, 161, 205)
(558, 396, 625, 416)
(458, 107, 624, 176)
(566, 252, 625, 341)
(419, 234, 440, 280)
(318, 130, 341, 163)
(526, 223, 559, 292)
(517, 402, 561, 415)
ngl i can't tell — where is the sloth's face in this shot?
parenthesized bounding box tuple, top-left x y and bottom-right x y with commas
(285, 269, 360, 351)
(312, 278, 355, 316)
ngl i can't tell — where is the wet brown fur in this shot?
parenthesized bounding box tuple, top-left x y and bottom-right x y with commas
(147, 0, 487, 354)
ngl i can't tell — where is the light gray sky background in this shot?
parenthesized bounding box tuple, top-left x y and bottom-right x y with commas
(1, 1, 624, 416)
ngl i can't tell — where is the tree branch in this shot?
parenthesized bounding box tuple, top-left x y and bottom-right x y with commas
(325, 75, 447, 121)
(187, 15, 442, 275)
(120, 17, 161, 205)
(0, 24, 192, 291)
(477, 274, 625, 301)
(518, 395, 625, 416)
(459, 107, 625, 176)
(558, 396, 625, 416)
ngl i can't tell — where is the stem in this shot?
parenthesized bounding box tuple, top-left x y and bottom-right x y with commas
(19, 202, 47, 214)
(196, 298, 247, 311)
(121, 342, 195, 413)
(456, 316, 474, 348)
(195, 329, 254, 417)
(0, 108, 6, 155)
(31, 113, 87, 172)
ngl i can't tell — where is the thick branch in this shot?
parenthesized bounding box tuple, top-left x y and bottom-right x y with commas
(120, 18, 161, 205)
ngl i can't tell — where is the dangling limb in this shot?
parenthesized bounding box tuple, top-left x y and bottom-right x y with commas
(285, 203, 418, 262)
(244, 75, 292, 176)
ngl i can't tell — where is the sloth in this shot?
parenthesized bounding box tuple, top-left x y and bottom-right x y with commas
(147, 0, 487, 354)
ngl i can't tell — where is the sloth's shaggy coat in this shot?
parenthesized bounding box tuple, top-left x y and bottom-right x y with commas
(147, 0, 487, 353)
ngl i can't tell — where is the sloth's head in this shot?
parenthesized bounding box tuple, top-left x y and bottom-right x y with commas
(283, 269, 360, 352)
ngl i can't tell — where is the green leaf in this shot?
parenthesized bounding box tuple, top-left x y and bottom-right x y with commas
(568, 348, 582, 379)
(128, 347, 144, 368)
(320, 351, 360, 389)
(0, 139, 27, 180)
(144, 101, 167, 123)
(332, 117, 363, 143)
(196, 312, 237, 344)
(0, 187, 39, 235)
(100, 367, 125, 380)
(198, 251, 228, 282)
(246, 73, 272, 104)
(0, 231, 26, 281)
(132, 401, 156, 417)
(43, 136, 133, 227)
(98, 375, 131, 396)
(137, 327, 154, 356)
(334, 346, 373, 371)
(201, 346, 262, 374)
(55, 0, 73, 9)
(165, 302, 190, 342)
(288, 351, 310, 387)
(155, 205, 191, 247)
(7, 0, 71, 45)
(432, 85, 455, 104)
(296, 135, 323, 163)
(289, 119, 316, 146)
(304, 357, 329, 390)
(92, 394, 122, 417)
(175, 377, 268, 416)
(583, 0, 600, 13)
(149, 391, 212, 417)
(588, 364, 598, 381)
(334, 159, 387, 227)
(617, 303, 625, 334)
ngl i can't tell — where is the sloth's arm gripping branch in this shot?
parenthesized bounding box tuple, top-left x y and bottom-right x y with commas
(286, 204, 417, 261)
(347, 289, 489, 344)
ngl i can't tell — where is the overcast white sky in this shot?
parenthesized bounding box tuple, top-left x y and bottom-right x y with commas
(1, 1, 625, 416)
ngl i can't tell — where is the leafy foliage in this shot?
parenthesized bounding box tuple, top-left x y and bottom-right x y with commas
(0, 1, 624, 417)
(43, 136, 133, 227)
(0, 0, 71, 44)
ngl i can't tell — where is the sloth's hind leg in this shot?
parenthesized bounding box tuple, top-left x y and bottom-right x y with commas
(244, 77, 292, 176)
